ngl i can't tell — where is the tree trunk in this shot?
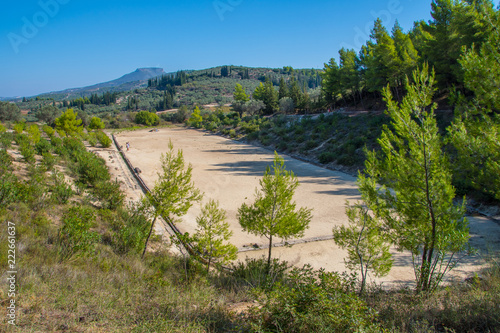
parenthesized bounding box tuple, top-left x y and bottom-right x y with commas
(267, 234, 273, 271)
(142, 216, 157, 259)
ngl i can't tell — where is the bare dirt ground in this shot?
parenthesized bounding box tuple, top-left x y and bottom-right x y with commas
(113, 127, 500, 288)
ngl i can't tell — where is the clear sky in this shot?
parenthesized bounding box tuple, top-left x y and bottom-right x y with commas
(1, 0, 443, 97)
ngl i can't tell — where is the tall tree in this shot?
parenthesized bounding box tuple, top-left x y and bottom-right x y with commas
(142, 141, 202, 258)
(450, 8, 500, 200)
(321, 58, 341, 108)
(238, 152, 312, 268)
(362, 66, 469, 292)
(278, 77, 289, 100)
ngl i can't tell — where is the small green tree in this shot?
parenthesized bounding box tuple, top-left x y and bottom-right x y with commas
(233, 83, 250, 103)
(238, 152, 312, 268)
(363, 66, 470, 293)
(142, 140, 202, 258)
(188, 106, 203, 128)
(333, 201, 393, 295)
(54, 109, 83, 137)
(27, 124, 41, 144)
(191, 199, 238, 273)
(88, 116, 105, 130)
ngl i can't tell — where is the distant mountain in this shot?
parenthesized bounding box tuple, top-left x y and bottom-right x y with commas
(39, 67, 166, 100)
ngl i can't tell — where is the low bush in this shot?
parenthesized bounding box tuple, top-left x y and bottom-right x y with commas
(57, 206, 100, 261)
(247, 266, 382, 333)
(318, 151, 336, 164)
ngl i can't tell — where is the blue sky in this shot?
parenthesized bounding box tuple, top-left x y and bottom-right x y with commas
(0, 0, 445, 97)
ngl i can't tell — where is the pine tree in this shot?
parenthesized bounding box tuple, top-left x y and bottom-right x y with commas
(362, 66, 469, 293)
(142, 141, 202, 258)
(191, 200, 238, 273)
(238, 152, 312, 268)
(278, 77, 289, 100)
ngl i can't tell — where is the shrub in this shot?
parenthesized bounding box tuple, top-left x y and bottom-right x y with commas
(318, 151, 336, 164)
(75, 152, 110, 187)
(41, 152, 56, 171)
(111, 204, 150, 254)
(27, 124, 41, 144)
(230, 257, 289, 291)
(0, 149, 13, 173)
(57, 206, 100, 261)
(20, 142, 36, 164)
(96, 131, 112, 148)
(248, 266, 381, 333)
(43, 125, 55, 137)
(305, 139, 318, 150)
(93, 180, 125, 210)
(13, 122, 24, 134)
(51, 172, 74, 204)
(0, 132, 14, 149)
(88, 132, 98, 147)
(135, 111, 160, 126)
(35, 138, 52, 155)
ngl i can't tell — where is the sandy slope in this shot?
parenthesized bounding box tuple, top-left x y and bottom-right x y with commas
(114, 127, 500, 287)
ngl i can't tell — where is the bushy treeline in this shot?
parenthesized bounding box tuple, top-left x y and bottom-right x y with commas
(322, 0, 498, 109)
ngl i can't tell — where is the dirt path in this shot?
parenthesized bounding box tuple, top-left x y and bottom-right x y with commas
(114, 127, 500, 288)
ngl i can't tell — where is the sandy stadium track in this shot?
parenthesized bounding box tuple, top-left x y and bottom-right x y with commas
(114, 127, 500, 287)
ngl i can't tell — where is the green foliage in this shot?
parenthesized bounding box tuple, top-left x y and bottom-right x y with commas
(248, 266, 382, 333)
(238, 152, 312, 267)
(37, 105, 61, 125)
(50, 171, 74, 204)
(187, 106, 203, 128)
(110, 203, 151, 254)
(142, 140, 202, 257)
(87, 132, 98, 147)
(35, 138, 52, 155)
(20, 141, 36, 164)
(55, 109, 84, 137)
(13, 122, 24, 134)
(233, 83, 250, 102)
(333, 202, 392, 294)
(57, 206, 100, 261)
(135, 110, 160, 126)
(190, 200, 238, 272)
(96, 130, 112, 148)
(253, 78, 278, 115)
(27, 124, 41, 144)
(0, 123, 6, 133)
(88, 116, 106, 130)
(0, 172, 19, 206)
(363, 67, 469, 293)
(42, 125, 55, 137)
(41, 152, 56, 171)
(0, 149, 13, 173)
(93, 180, 125, 210)
(0, 132, 14, 150)
(0, 101, 22, 122)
